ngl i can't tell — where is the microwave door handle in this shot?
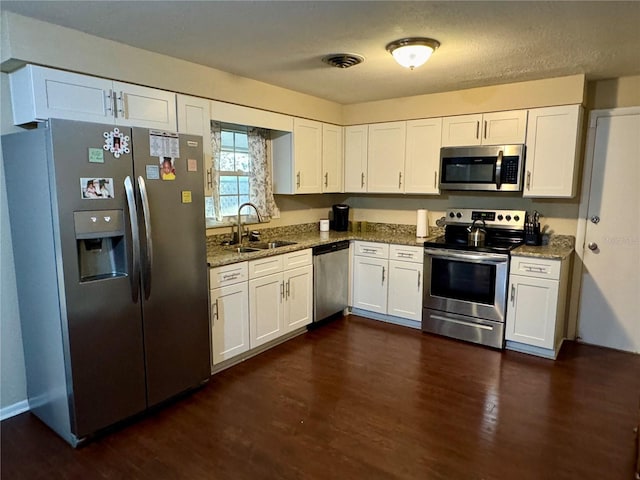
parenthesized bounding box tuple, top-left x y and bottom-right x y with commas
(495, 150, 503, 190)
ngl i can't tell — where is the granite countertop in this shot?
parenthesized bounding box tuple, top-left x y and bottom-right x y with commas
(511, 235, 575, 260)
(207, 223, 575, 267)
(207, 224, 442, 268)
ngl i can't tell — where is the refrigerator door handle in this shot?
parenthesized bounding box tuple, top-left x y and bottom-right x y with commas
(137, 176, 153, 300)
(124, 176, 141, 302)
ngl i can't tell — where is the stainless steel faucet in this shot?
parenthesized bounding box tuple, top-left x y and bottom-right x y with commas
(233, 202, 262, 245)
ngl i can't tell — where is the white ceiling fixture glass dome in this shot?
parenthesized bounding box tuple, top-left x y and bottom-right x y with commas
(386, 38, 440, 70)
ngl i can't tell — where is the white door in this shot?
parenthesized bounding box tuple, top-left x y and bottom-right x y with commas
(344, 125, 368, 193)
(293, 118, 322, 193)
(577, 108, 640, 353)
(177, 94, 213, 196)
(249, 273, 285, 348)
(441, 114, 483, 146)
(482, 110, 528, 145)
(211, 283, 250, 365)
(322, 124, 343, 193)
(113, 82, 177, 131)
(352, 256, 388, 314)
(506, 275, 558, 349)
(283, 265, 313, 332)
(387, 260, 423, 321)
(405, 118, 442, 194)
(367, 122, 406, 193)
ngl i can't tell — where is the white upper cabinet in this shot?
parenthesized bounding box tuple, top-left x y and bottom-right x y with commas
(367, 122, 406, 193)
(405, 118, 442, 194)
(177, 94, 213, 196)
(322, 123, 344, 193)
(441, 110, 527, 146)
(344, 125, 369, 193)
(523, 105, 583, 198)
(292, 118, 323, 194)
(9, 65, 177, 131)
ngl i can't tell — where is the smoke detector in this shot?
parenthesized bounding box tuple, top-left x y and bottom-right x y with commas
(322, 53, 365, 69)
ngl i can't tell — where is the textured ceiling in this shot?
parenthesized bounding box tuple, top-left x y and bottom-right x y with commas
(2, 1, 639, 104)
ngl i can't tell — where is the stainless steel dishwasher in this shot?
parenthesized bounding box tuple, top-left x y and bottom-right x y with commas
(312, 240, 350, 322)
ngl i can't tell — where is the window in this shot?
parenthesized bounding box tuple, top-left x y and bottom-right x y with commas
(219, 128, 250, 217)
(206, 122, 278, 226)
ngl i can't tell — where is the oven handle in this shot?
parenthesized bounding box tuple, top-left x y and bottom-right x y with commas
(424, 248, 508, 264)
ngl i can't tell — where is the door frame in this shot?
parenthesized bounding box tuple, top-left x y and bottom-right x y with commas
(568, 106, 640, 340)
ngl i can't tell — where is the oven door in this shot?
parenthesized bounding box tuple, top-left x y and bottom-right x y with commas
(423, 248, 509, 323)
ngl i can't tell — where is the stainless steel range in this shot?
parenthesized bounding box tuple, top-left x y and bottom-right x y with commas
(422, 208, 526, 349)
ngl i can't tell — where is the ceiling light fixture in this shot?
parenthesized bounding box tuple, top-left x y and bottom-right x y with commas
(386, 37, 440, 70)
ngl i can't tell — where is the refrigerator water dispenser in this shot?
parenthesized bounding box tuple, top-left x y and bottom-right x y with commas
(74, 210, 126, 282)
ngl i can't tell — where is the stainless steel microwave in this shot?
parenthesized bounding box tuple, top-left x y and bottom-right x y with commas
(439, 144, 525, 192)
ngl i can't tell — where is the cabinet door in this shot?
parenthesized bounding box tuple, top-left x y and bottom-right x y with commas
(388, 260, 423, 321)
(352, 256, 388, 314)
(322, 124, 344, 193)
(293, 118, 322, 193)
(11, 65, 114, 125)
(344, 125, 368, 193)
(211, 283, 250, 365)
(113, 82, 177, 131)
(405, 118, 442, 194)
(506, 275, 559, 349)
(482, 110, 528, 145)
(249, 273, 285, 348)
(177, 94, 213, 196)
(367, 122, 406, 193)
(524, 105, 582, 198)
(283, 265, 313, 332)
(441, 114, 483, 146)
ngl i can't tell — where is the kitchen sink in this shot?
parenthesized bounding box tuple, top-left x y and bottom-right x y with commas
(234, 246, 263, 253)
(250, 240, 298, 249)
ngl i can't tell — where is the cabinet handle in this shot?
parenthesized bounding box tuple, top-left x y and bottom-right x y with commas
(382, 266, 386, 285)
(212, 299, 219, 323)
(476, 121, 480, 140)
(324, 172, 328, 187)
(296, 172, 301, 188)
(434, 171, 438, 188)
(280, 281, 285, 301)
(483, 120, 488, 139)
(398, 172, 402, 189)
(361, 172, 365, 188)
(510, 284, 516, 304)
(417, 271, 421, 289)
(206, 169, 213, 190)
(286, 279, 290, 298)
(104, 89, 114, 116)
(526, 171, 531, 190)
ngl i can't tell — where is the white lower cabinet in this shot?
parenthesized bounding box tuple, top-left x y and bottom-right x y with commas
(352, 242, 423, 324)
(209, 262, 250, 368)
(249, 249, 313, 348)
(505, 255, 570, 359)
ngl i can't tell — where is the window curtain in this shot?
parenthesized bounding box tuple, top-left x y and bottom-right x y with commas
(248, 127, 278, 220)
(210, 121, 222, 221)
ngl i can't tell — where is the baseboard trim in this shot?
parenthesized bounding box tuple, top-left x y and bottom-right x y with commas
(0, 399, 29, 421)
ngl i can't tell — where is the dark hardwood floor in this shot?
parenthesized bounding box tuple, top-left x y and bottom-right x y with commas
(2, 315, 639, 480)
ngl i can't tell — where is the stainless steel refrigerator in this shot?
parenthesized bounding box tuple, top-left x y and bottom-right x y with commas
(2, 119, 210, 446)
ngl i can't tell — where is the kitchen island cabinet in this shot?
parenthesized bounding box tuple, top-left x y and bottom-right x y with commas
(505, 255, 571, 359)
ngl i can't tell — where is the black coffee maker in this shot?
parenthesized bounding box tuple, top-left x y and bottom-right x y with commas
(331, 204, 349, 231)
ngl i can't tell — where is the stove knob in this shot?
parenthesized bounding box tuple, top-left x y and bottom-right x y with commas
(514, 215, 520, 222)
(497, 214, 504, 221)
(505, 215, 512, 221)
(456, 212, 462, 219)
(449, 212, 455, 218)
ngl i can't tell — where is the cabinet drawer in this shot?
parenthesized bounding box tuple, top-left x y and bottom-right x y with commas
(354, 241, 389, 258)
(209, 262, 248, 289)
(389, 244, 423, 263)
(510, 256, 560, 280)
(283, 248, 312, 270)
(249, 255, 284, 279)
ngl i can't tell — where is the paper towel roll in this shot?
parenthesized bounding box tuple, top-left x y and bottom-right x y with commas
(416, 209, 429, 238)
